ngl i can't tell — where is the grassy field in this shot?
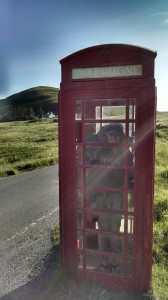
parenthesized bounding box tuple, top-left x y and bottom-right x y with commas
(0, 114, 168, 299)
(152, 112, 168, 300)
(0, 119, 58, 177)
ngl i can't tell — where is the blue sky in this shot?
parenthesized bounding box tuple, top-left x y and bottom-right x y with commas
(0, 0, 168, 111)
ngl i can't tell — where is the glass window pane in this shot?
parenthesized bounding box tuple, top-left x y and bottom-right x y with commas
(77, 189, 83, 208)
(128, 193, 134, 212)
(127, 259, 134, 277)
(86, 212, 124, 233)
(84, 101, 96, 120)
(127, 148, 134, 167)
(85, 233, 124, 254)
(84, 123, 99, 141)
(76, 122, 82, 143)
(102, 105, 126, 120)
(84, 99, 126, 120)
(76, 145, 82, 165)
(107, 191, 125, 211)
(76, 100, 82, 120)
(77, 251, 83, 269)
(98, 235, 124, 253)
(84, 123, 126, 144)
(128, 169, 134, 190)
(86, 253, 124, 276)
(77, 167, 82, 188)
(127, 216, 134, 234)
(86, 190, 124, 211)
(85, 145, 126, 166)
(129, 98, 136, 120)
(96, 106, 101, 119)
(85, 168, 125, 189)
(77, 231, 83, 249)
(110, 236, 124, 254)
(77, 211, 83, 228)
(129, 122, 136, 144)
(127, 238, 133, 256)
(85, 145, 98, 165)
(86, 233, 98, 250)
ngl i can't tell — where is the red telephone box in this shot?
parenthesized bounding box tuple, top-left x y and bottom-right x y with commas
(59, 44, 157, 291)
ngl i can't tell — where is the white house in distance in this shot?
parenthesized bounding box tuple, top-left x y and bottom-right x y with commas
(43, 112, 55, 119)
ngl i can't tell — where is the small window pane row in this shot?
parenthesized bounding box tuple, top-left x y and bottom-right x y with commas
(77, 213, 134, 234)
(84, 123, 135, 144)
(77, 145, 135, 168)
(77, 233, 134, 255)
(77, 189, 135, 212)
(75, 99, 136, 121)
(77, 251, 134, 278)
(85, 99, 126, 121)
(77, 168, 134, 190)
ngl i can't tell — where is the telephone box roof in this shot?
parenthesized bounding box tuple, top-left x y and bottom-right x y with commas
(60, 44, 157, 64)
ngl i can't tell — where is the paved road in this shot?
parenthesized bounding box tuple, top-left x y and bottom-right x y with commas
(0, 165, 59, 297)
(0, 165, 59, 243)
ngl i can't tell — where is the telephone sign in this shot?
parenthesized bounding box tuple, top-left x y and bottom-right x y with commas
(59, 44, 157, 291)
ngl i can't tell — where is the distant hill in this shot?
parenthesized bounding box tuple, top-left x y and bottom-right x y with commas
(0, 86, 59, 121)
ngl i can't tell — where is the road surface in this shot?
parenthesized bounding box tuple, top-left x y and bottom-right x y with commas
(0, 165, 59, 297)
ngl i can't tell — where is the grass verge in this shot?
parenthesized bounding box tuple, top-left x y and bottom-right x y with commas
(0, 119, 58, 177)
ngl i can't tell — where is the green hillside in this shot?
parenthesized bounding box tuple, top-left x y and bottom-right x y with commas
(0, 86, 59, 121)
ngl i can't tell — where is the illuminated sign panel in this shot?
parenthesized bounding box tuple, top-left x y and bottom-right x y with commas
(72, 65, 142, 79)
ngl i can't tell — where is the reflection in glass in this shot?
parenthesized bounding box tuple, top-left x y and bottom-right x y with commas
(77, 167, 82, 188)
(85, 233, 98, 250)
(76, 122, 82, 143)
(85, 233, 124, 254)
(86, 190, 124, 211)
(96, 106, 101, 119)
(128, 169, 134, 190)
(86, 190, 108, 209)
(76, 145, 82, 165)
(84, 101, 96, 120)
(85, 145, 126, 166)
(77, 231, 83, 249)
(84, 123, 126, 144)
(129, 122, 136, 144)
(84, 123, 98, 141)
(110, 236, 124, 254)
(77, 251, 83, 269)
(84, 99, 126, 120)
(128, 193, 134, 212)
(86, 253, 124, 276)
(129, 98, 136, 120)
(127, 259, 133, 277)
(102, 105, 126, 120)
(107, 192, 124, 211)
(75, 100, 82, 120)
(128, 216, 134, 234)
(77, 211, 83, 228)
(86, 212, 124, 233)
(85, 146, 98, 165)
(85, 168, 125, 189)
(127, 238, 133, 256)
(77, 189, 83, 208)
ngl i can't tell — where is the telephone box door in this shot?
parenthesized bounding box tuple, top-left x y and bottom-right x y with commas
(74, 89, 155, 290)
